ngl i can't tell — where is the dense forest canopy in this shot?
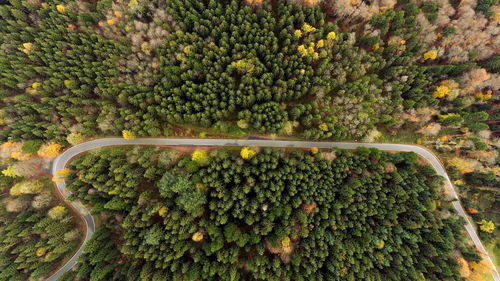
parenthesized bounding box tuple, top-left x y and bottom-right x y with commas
(0, 0, 498, 280)
(0, 175, 81, 281)
(0, 0, 496, 142)
(55, 146, 479, 281)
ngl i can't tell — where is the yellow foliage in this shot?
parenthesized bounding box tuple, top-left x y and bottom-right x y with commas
(31, 82, 41, 90)
(128, 0, 139, 8)
(63, 80, 73, 89)
(48, 205, 66, 220)
(56, 4, 65, 12)
(158, 207, 168, 217)
(457, 257, 471, 278)
(327, 31, 337, 41)
(307, 46, 315, 55)
(183, 45, 193, 55)
(52, 177, 64, 183)
(297, 45, 307, 57)
(37, 143, 62, 159)
(36, 248, 46, 257)
(10, 180, 44, 196)
(467, 259, 492, 281)
(312, 52, 319, 60)
(310, 147, 319, 155)
(316, 40, 325, 48)
(299, 69, 306, 75)
(448, 157, 480, 174)
(11, 151, 31, 161)
(192, 150, 208, 164)
(66, 132, 85, 145)
(372, 43, 380, 51)
(2, 166, 19, 178)
(423, 50, 438, 60)
(56, 168, 71, 177)
(281, 236, 292, 254)
(41, 3, 48, 8)
(439, 113, 458, 121)
(302, 23, 316, 33)
(192, 231, 204, 242)
(141, 42, 152, 54)
(240, 147, 256, 159)
(433, 85, 450, 98)
(477, 219, 494, 233)
(319, 123, 328, 131)
(294, 29, 302, 38)
(22, 42, 33, 55)
(107, 19, 116, 25)
(475, 91, 492, 100)
(122, 130, 135, 140)
(114, 11, 123, 18)
(375, 239, 385, 249)
(232, 59, 255, 73)
(234, 120, 248, 130)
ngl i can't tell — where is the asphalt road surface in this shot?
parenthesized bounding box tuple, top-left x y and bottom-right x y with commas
(46, 138, 499, 281)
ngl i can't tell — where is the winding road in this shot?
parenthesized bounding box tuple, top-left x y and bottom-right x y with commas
(47, 138, 499, 281)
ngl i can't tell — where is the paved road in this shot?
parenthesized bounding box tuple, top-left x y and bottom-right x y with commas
(47, 138, 499, 281)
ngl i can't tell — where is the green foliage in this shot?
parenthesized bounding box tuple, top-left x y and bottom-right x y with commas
(0, 0, 465, 141)
(475, 0, 498, 16)
(63, 146, 466, 281)
(464, 171, 499, 188)
(21, 140, 43, 154)
(0, 178, 80, 281)
(421, 1, 439, 22)
(479, 55, 500, 73)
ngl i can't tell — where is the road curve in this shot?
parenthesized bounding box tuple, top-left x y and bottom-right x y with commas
(47, 138, 499, 281)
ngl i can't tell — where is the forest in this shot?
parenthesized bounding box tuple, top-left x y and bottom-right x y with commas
(0, 141, 81, 281)
(55, 146, 486, 281)
(0, 0, 498, 279)
(0, 0, 497, 142)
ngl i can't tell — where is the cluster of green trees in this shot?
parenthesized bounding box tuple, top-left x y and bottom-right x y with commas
(0, 0, 128, 142)
(0, 176, 81, 280)
(60, 146, 477, 280)
(0, 0, 478, 142)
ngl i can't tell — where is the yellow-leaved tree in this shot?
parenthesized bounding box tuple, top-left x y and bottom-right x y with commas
(56, 168, 71, 178)
(66, 132, 85, 145)
(2, 166, 19, 178)
(122, 130, 135, 140)
(192, 150, 208, 165)
(192, 231, 204, 242)
(37, 143, 62, 159)
(48, 205, 66, 220)
(477, 220, 494, 233)
(10, 180, 44, 196)
(240, 147, 256, 159)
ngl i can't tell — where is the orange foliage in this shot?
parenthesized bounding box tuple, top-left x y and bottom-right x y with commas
(245, 0, 264, 6)
(302, 0, 321, 7)
(467, 258, 492, 281)
(301, 203, 317, 214)
(457, 257, 470, 278)
(466, 208, 478, 215)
